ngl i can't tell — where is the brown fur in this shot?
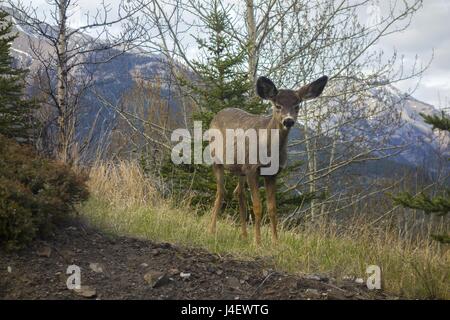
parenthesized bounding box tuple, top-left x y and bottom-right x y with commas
(208, 76, 328, 245)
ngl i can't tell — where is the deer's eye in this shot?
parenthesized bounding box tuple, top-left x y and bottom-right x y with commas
(294, 105, 300, 112)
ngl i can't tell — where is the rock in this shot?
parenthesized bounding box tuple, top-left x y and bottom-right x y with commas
(344, 292, 356, 298)
(262, 269, 274, 277)
(305, 274, 321, 281)
(7, 266, 12, 273)
(305, 274, 329, 282)
(140, 263, 149, 268)
(74, 286, 97, 298)
(180, 272, 191, 280)
(216, 269, 223, 275)
(151, 249, 161, 256)
(144, 271, 170, 288)
(160, 243, 172, 249)
(89, 263, 105, 273)
(37, 246, 52, 258)
(168, 268, 180, 276)
(355, 278, 364, 284)
(226, 276, 240, 289)
(305, 288, 321, 299)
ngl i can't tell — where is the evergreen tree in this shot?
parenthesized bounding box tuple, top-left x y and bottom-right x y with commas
(158, 1, 315, 218)
(159, 1, 258, 210)
(393, 111, 450, 243)
(0, 9, 36, 140)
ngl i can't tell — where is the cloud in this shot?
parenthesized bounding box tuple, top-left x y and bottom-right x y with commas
(376, 0, 450, 107)
(10, 0, 450, 108)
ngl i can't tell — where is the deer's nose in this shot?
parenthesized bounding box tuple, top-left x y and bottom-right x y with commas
(282, 118, 295, 128)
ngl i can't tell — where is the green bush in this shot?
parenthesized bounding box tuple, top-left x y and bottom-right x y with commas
(0, 135, 89, 250)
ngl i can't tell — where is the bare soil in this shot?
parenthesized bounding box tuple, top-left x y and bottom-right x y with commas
(0, 219, 393, 300)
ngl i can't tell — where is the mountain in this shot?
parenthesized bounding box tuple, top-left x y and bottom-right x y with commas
(7, 15, 449, 172)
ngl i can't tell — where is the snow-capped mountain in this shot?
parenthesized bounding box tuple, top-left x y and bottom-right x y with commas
(7, 13, 449, 171)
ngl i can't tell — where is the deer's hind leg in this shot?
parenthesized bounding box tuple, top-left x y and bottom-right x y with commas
(234, 176, 248, 239)
(209, 164, 225, 234)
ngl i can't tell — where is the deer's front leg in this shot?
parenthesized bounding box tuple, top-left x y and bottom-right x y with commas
(233, 176, 248, 239)
(247, 173, 262, 245)
(209, 164, 224, 234)
(264, 176, 278, 243)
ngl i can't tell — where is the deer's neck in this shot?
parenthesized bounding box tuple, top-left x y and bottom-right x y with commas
(268, 116, 290, 144)
(268, 116, 290, 169)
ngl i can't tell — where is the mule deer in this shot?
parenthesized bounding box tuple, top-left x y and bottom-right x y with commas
(208, 75, 328, 245)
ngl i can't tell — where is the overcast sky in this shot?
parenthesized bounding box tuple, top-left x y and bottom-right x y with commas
(377, 0, 450, 108)
(12, 0, 450, 108)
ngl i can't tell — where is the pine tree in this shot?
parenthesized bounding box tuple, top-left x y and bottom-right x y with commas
(0, 9, 36, 140)
(159, 1, 259, 210)
(158, 1, 315, 217)
(393, 111, 450, 243)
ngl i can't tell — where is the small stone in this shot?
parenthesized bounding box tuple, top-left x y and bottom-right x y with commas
(305, 288, 321, 299)
(160, 243, 171, 249)
(344, 292, 356, 298)
(7, 266, 12, 273)
(226, 276, 240, 289)
(144, 271, 170, 288)
(37, 246, 52, 258)
(355, 278, 364, 284)
(89, 263, 105, 273)
(74, 286, 97, 298)
(140, 263, 149, 268)
(151, 249, 161, 256)
(216, 269, 223, 275)
(168, 268, 180, 276)
(180, 272, 191, 279)
(305, 274, 321, 281)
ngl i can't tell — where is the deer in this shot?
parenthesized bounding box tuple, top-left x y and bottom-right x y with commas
(208, 75, 328, 245)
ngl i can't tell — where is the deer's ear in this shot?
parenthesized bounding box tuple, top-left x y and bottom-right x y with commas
(256, 76, 278, 100)
(296, 76, 328, 100)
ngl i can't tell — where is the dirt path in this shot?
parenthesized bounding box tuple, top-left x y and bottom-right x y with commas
(0, 219, 392, 300)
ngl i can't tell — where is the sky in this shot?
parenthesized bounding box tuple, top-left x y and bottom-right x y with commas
(10, 0, 450, 108)
(376, 0, 450, 108)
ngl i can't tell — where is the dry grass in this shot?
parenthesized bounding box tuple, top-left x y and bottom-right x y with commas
(80, 161, 450, 299)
